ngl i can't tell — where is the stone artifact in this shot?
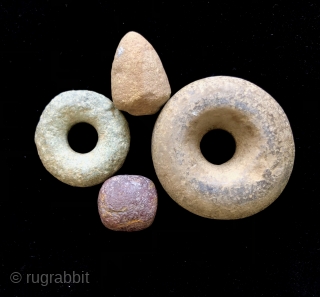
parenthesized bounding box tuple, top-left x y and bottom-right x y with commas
(152, 76, 295, 219)
(111, 31, 171, 115)
(98, 175, 158, 231)
(35, 90, 130, 187)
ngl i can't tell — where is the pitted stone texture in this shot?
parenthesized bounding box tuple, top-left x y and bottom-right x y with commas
(111, 31, 171, 116)
(35, 90, 130, 187)
(152, 76, 295, 219)
(98, 175, 158, 231)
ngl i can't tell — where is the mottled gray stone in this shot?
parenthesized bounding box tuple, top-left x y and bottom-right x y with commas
(152, 76, 295, 219)
(35, 90, 130, 187)
(98, 175, 158, 231)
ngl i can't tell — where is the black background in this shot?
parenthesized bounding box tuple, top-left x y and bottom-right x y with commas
(1, 1, 320, 296)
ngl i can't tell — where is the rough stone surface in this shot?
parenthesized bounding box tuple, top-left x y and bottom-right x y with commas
(152, 76, 295, 219)
(35, 90, 130, 187)
(111, 31, 171, 116)
(98, 175, 158, 231)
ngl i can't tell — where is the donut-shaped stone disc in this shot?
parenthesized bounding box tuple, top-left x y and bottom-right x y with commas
(152, 76, 295, 219)
(35, 90, 130, 187)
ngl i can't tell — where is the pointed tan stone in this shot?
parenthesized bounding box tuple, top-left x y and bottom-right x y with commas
(111, 31, 171, 116)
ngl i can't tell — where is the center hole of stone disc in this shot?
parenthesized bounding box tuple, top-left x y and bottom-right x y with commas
(200, 129, 236, 165)
(68, 122, 98, 153)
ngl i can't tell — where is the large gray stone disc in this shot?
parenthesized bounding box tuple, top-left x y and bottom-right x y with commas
(152, 76, 295, 219)
(35, 90, 130, 187)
